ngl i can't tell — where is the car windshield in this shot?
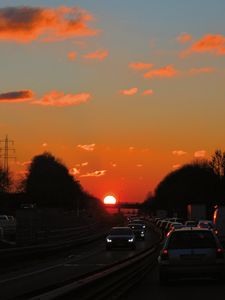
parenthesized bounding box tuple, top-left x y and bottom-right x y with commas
(168, 231, 217, 249)
(129, 224, 143, 229)
(109, 228, 133, 235)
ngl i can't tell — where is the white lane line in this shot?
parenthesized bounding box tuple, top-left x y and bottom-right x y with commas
(0, 264, 62, 284)
(63, 263, 106, 267)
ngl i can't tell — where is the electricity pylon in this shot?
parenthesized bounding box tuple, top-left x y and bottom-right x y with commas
(0, 135, 16, 189)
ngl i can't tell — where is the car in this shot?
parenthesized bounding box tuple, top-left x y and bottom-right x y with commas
(185, 220, 198, 227)
(128, 223, 145, 240)
(158, 227, 225, 284)
(128, 219, 147, 230)
(105, 227, 136, 250)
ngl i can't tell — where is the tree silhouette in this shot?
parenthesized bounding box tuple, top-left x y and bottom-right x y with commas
(209, 149, 225, 177)
(24, 152, 83, 209)
(153, 160, 219, 216)
(0, 167, 11, 193)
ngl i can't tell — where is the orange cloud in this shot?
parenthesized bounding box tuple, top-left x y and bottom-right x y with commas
(189, 67, 214, 74)
(0, 6, 97, 42)
(136, 164, 143, 167)
(80, 170, 106, 177)
(83, 49, 108, 60)
(194, 150, 207, 158)
(144, 65, 177, 79)
(172, 164, 181, 170)
(129, 146, 135, 151)
(182, 34, 225, 57)
(172, 150, 187, 156)
(33, 91, 91, 107)
(129, 62, 153, 70)
(68, 51, 77, 61)
(77, 144, 96, 151)
(177, 33, 192, 44)
(70, 167, 80, 176)
(142, 89, 154, 96)
(120, 87, 138, 96)
(0, 90, 34, 102)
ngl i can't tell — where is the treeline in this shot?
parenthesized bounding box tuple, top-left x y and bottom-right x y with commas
(0, 152, 106, 218)
(143, 149, 225, 217)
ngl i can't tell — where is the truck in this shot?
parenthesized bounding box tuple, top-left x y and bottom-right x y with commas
(187, 204, 206, 221)
(213, 206, 225, 243)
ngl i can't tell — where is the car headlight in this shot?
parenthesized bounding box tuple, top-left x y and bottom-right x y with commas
(141, 231, 144, 235)
(143, 225, 146, 229)
(106, 238, 112, 243)
(128, 238, 134, 242)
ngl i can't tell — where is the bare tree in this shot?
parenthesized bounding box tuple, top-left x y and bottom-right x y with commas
(209, 149, 225, 177)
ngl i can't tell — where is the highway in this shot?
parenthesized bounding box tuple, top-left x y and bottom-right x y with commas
(0, 226, 159, 299)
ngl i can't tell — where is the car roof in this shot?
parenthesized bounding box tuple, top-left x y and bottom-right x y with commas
(173, 227, 211, 232)
(111, 226, 131, 230)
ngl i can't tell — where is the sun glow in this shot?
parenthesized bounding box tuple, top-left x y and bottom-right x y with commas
(103, 195, 117, 205)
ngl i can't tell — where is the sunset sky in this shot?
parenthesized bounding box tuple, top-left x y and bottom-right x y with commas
(0, 0, 225, 202)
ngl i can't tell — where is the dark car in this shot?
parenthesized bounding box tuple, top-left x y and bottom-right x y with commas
(105, 227, 136, 250)
(128, 223, 145, 240)
(158, 227, 225, 284)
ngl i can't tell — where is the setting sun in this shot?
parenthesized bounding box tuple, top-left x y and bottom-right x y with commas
(103, 195, 117, 205)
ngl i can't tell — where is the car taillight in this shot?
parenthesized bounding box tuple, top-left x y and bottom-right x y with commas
(216, 248, 224, 259)
(161, 249, 169, 260)
(215, 230, 218, 235)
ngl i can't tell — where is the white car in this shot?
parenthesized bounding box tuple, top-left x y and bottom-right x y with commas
(158, 227, 225, 284)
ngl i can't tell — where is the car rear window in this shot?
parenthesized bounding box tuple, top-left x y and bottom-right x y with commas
(168, 231, 217, 249)
(110, 228, 132, 235)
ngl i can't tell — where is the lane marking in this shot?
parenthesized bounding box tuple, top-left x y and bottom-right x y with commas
(0, 264, 62, 285)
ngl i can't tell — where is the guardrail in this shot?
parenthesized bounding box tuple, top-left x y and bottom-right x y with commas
(0, 224, 110, 265)
(27, 239, 161, 300)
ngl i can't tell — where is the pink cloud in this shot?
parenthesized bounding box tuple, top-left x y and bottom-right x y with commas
(129, 147, 135, 151)
(181, 34, 225, 57)
(194, 150, 207, 158)
(142, 89, 154, 96)
(0, 90, 34, 103)
(129, 62, 153, 71)
(144, 65, 177, 79)
(70, 167, 80, 175)
(77, 144, 95, 151)
(120, 87, 138, 96)
(80, 170, 106, 177)
(0, 6, 98, 43)
(136, 164, 143, 167)
(172, 150, 187, 156)
(32, 91, 91, 107)
(83, 49, 108, 60)
(172, 164, 181, 170)
(67, 51, 77, 61)
(0, 6, 98, 42)
(177, 33, 192, 44)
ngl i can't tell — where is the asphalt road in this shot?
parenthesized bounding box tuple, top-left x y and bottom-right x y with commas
(121, 247, 225, 300)
(0, 226, 159, 299)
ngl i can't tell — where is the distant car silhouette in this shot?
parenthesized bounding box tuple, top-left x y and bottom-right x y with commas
(105, 227, 136, 250)
(128, 223, 145, 240)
